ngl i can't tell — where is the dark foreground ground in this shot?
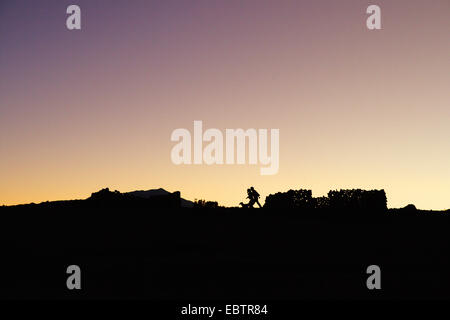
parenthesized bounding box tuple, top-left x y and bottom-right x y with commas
(0, 205, 449, 300)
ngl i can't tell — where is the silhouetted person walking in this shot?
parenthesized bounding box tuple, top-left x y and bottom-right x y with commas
(240, 188, 256, 208)
(250, 187, 262, 208)
(246, 188, 256, 207)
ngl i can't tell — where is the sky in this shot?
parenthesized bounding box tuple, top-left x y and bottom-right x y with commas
(1, 0, 449, 209)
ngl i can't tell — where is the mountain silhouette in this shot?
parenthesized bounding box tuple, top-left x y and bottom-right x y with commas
(126, 188, 194, 208)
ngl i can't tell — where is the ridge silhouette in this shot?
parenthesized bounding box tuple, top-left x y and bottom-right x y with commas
(1, 186, 450, 300)
(1, 186, 447, 214)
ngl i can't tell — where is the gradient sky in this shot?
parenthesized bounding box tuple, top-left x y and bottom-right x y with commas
(1, 0, 449, 209)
